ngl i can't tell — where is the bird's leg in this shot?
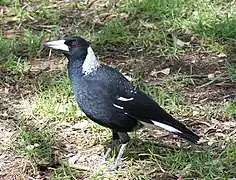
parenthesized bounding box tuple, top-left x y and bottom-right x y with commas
(102, 130, 120, 162)
(108, 143, 128, 171)
(107, 132, 130, 171)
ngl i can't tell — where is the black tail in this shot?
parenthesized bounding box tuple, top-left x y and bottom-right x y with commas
(161, 115, 200, 144)
(174, 127, 200, 144)
(151, 112, 200, 144)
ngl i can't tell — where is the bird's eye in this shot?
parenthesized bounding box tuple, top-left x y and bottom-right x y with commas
(71, 41, 77, 46)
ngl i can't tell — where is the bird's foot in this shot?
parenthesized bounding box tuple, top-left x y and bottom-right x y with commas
(100, 147, 112, 164)
(101, 139, 120, 163)
(104, 143, 128, 171)
(105, 161, 121, 171)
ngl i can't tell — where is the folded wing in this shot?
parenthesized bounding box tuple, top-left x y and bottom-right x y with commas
(113, 88, 200, 143)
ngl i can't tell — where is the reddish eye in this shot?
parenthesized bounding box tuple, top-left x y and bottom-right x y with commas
(71, 41, 77, 46)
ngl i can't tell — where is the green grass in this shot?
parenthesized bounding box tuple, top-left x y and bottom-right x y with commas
(0, 31, 44, 69)
(33, 72, 79, 120)
(16, 127, 54, 166)
(1, 0, 236, 179)
(52, 162, 79, 180)
(93, 0, 236, 53)
(143, 84, 184, 114)
(225, 101, 236, 119)
(1, 0, 235, 57)
(99, 20, 128, 44)
(90, 140, 236, 179)
(227, 58, 236, 82)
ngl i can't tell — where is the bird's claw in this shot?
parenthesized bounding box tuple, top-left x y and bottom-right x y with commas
(104, 162, 121, 171)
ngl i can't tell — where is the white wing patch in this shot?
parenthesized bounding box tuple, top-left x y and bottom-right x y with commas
(140, 121, 157, 129)
(113, 104, 124, 109)
(82, 47, 100, 75)
(140, 120, 181, 133)
(117, 97, 134, 101)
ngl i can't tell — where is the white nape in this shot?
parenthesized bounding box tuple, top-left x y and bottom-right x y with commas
(82, 47, 100, 75)
(140, 120, 181, 133)
(117, 97, 134, 101)
(113, 104, 124, 109)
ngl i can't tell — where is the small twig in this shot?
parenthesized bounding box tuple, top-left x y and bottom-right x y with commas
(196, 75, 222, 89)
(140, 140, 183, 150)
(28, 66, 50, 79)
(229, 129, 236, 137)
(34, 66, 50, 77)
(68, 163, 91, 171)
(88, 0, 99, 8)
(26, 176, 37, 180)
(190, 120, 211, 127)
(145, 74, 210, 86)
(221, 93, 236, 100)
(214, 82, 236, 88)
(172, 74, 209, 80)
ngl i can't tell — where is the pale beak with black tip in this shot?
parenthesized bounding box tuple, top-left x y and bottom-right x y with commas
(43, 40, 69, 52)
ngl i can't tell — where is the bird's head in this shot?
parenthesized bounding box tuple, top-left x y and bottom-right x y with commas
(44, 36, 100, 75)
(43, 36, 90, 60)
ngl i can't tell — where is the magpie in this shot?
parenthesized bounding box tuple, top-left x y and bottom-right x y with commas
(44, 36, 200, 170)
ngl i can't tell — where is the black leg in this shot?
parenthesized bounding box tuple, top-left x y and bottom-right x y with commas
(112, 130, 120, 140)
(117, 132, 130, 144)
(107, 132, 130, 171)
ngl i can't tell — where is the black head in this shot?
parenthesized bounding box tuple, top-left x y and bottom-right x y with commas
(43, 36, 90, 59)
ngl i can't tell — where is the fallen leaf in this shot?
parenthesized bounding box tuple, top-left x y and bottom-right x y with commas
(172, 35, 190, 47)
(208, 73, 215, 80)
(150, 68, 170, 76)
(150, 69, 158, 76)
(207, 140, 215, 146)
(158, 68, 170, 75)
(217, 52, 227, 58)
(215, 133, 225, 138)
(140, 20, 157, 29)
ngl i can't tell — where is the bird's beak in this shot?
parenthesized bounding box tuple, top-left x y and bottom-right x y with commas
(43, 40, 69, 52)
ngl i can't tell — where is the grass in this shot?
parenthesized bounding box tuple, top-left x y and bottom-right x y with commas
(52, 162, 79, 180)
(142, 83, 184, 114)
(227, 58, 236, 82)
(225, 101, 236, 119)
(16, 127, 54, 166)
(33, 72, 78, 120)
(0, 0, 236, 179)
(95, 0, 236, 53)
(90, 140, 236, 179)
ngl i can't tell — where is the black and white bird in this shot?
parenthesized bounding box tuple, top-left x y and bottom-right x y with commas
(44, 36, 200, 170)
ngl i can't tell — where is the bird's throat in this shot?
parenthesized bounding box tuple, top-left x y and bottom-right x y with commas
(82, 47, 100, 76)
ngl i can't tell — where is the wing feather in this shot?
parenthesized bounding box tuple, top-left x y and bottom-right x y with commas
(114, 89, 199, 143)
